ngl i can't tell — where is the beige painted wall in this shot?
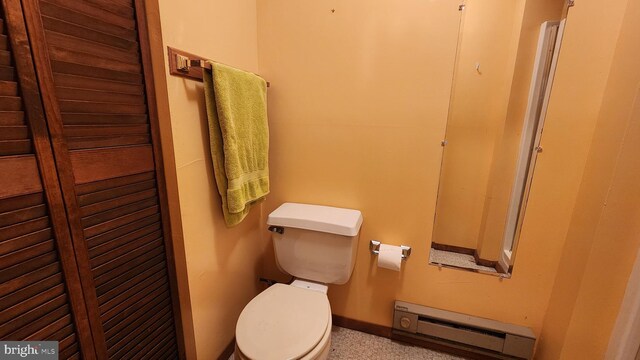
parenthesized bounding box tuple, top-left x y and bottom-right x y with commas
(476, 0, 565, 261)
(537, 0, 640, 357)
(151, 0, 269, 358)
(145, 0, 638, 358)
(256, 0, 612, 341)
(433, 0, 525, 251)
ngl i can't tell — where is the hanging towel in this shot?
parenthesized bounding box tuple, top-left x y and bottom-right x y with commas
(203, 61, 269, 227)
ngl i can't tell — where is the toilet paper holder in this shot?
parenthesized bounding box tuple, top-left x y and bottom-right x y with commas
(369, 240, 411, 260)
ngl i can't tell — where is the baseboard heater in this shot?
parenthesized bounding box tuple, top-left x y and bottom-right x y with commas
(393, 301, 536, 359)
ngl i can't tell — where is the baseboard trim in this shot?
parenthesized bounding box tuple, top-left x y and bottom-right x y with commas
(217, 338, 235, 360)
(431, 242, 476, 255)
(473, 251, 498, 269)
(333, 315, 502, 360)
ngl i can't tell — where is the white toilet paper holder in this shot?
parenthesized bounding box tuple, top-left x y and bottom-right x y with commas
(369, 240, 411, 260)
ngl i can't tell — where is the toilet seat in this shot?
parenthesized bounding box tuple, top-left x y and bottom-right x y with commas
(236, 284, 331, 360)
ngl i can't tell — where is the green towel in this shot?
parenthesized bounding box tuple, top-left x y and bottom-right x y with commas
(203, 62, 269, 226)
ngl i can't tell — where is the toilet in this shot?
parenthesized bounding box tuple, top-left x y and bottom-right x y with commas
(234, 203, 363, 360)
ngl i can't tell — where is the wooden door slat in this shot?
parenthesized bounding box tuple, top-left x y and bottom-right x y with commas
(0, 228, 52, 256)
(52, 60, 143, 84)
(40, 1, 137, 40)
(0, 80, 18, 95)
(84, 0, 134, 18)
(67, 135, 150, 150)
(0, 95, 21, 110)
(109, 309, 171, 358)
(0, 125, 28, 140)
(84, 205, 158, 238)
(54, 73, 143, 94)
(0, 251, 57, 283)
(0, 192, 44, 213)
(57, 87, 145, 104)
(0, 139, 31, 155)
(93, 246, 164, 289)
(85, 213, 160, 250)
(76, 172, 155, 196)
(0, 111, 24, 125)
(81, 188, 156, 217)
(0, 204, 47, 227)
(42, 16, 138, 51)
(98, 266, 165, 315)
(62, 113, 148, 126)
(0, 283, 64, 324)
(91, 237, 162, 276)
(0, 273, 62, 310)
(0, 216, 49, 242)
(88, 221, 159, 259)
(131, 320, 175, 360)
(59, 100, 146, 114)
(140, 327, 176, 360)
(0, 240, 55, 270)
(95, 252, 164, 297)
(0, 263, 60, 300)
(14, 308, 69, 340)
(0, 294, 67, 338)
(103, 292, 169, 341)
(0, 51, 12, 67)
(45, 30, 140, 64)
(49, 45, 141, 74)
(101, 279, 168, 325)
(0, 65, 16, 81)
(78, 179, 156, 206)
(82, 197, 157, 228)
(41, 0, 135, 29)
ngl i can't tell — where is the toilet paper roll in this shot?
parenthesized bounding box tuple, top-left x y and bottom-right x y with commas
(377, 244, 403, 271)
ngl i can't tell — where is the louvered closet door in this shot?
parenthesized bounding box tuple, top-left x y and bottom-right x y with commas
(0, 0, 96, 358)
(21, 0, 183, 359)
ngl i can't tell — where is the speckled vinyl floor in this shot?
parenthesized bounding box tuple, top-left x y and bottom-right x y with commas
(328, 326, 467, 360)
(429, 248, 497, 274)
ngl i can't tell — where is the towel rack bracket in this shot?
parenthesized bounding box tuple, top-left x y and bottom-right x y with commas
(168, 46, 269, 86)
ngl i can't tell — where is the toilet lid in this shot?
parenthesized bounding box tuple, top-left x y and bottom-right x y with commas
(236, 284, 330, 360)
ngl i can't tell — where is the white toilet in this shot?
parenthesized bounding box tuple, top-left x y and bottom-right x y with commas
(234, 203, 363, 360)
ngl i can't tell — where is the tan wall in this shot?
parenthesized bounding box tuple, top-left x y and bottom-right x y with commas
(145, 0, 638, 357)
(256, 0, 611, 340)
(151, 0, 268, 358)
(538, 0, 640, 357)
(476, 0, 565, 261)
(433, 0, 525, 250)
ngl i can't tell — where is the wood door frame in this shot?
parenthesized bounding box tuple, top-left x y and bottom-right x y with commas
(134, 0, 187, 358)
(139, 0, 197, 357)
(2, 0, 97, 358)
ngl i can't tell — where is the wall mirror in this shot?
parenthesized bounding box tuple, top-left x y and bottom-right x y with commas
(429, 0, 567, 276)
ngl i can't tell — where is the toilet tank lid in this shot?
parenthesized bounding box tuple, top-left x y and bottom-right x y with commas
(267, 203, 363, 236)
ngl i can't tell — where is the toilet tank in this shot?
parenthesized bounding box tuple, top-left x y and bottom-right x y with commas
(267, 203, 363, 285)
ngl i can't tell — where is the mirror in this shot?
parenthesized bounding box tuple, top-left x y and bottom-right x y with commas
(429, 0, 567, 276)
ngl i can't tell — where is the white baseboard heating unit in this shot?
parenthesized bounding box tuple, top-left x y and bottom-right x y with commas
(393, 301, 536, 359)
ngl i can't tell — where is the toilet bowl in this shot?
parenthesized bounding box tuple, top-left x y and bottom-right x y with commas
(234, 203, 363, 360)
(235, 282, 332, 360)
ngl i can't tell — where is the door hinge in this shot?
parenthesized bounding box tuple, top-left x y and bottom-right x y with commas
(458, 4, 466, 11)
(568, 0, 575, 7)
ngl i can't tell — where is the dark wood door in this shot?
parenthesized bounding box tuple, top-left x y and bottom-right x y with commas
(0, 0, 97, 358)
(19, 0, 183, 358)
